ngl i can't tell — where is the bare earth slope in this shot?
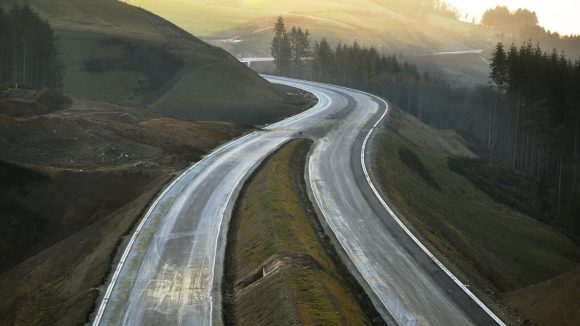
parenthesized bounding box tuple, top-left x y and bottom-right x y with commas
(0, 89, 249, 326)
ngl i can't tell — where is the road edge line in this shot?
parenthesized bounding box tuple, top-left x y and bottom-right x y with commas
(91, 131, 259, 326)
(360, 94, 506, 326)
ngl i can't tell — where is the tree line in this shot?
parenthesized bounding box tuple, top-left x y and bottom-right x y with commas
(481, 6, 539, 35)
(271, 17, 580, 235)
(0, 4, 62, 89)
(271, 16, 493, 139)
(481, 5, 580, 58)
(490, 41, 580, 233)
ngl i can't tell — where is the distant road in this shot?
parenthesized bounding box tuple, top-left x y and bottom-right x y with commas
(413, 49, 484, 56)
(238, 57, 274, 67)
(238, 57, 274, 63)
(93, 76, 504, 326)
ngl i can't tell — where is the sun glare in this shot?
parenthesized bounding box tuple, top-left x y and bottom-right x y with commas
(447, 0, 579, 35)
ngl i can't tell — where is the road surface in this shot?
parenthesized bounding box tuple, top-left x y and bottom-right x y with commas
(93, 76, 504, 326)
(238, 57, 274, 68)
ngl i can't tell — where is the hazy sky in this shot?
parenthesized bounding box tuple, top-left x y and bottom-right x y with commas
(446, 0, 579, 35)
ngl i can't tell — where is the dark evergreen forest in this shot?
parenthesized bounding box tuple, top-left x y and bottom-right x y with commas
(0, 4, 62, 89)
(489, 41, 580, 234)
(271, 16, 580, 236)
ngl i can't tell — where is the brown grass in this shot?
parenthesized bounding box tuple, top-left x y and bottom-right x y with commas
(223, 139, 383, 325)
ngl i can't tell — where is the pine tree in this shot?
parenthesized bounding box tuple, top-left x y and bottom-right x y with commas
(313, 38, 333, 81)
(490, 42, 508, 90)
(489, 42, 509, 160)
(271, 16, 291, 76)
(0, 4, 62, 88)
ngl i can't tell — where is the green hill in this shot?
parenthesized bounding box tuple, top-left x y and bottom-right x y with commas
(7, 0, 291, 124)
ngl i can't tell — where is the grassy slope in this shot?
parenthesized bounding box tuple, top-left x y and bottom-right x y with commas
(224, 139, 382, 325)
(504, 268, 580, 326)
(11, 0, 288, 124)
(372, 109, 580, 322)
(0, 93, 249, 325)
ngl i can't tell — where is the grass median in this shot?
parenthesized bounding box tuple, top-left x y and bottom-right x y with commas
(223, 139, 383, 325)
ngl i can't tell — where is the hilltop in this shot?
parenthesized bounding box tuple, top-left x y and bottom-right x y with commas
(5, 0, 296, 124)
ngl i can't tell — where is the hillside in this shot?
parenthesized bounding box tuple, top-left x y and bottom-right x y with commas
(0, 89, 250, 325)
(124, 0, 497, 85)
(6, 0, 293, 124)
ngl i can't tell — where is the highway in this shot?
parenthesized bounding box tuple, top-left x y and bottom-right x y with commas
(93, 76, 504, 326)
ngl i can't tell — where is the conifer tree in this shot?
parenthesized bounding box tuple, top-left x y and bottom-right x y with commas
(271, 16, 291, 76)
(0, 4, 62, 88)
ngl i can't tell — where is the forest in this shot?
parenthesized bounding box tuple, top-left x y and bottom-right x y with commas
(482, 5, 580, 57)
(0, 4, 62, 89)
(489, 41, 580, 234)
(271, 16, 493, 141)
(272, 16, 580, 236)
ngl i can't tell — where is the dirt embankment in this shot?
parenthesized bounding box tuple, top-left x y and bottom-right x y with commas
(0, 89, 250, 325)
(223, 139, 385, 325)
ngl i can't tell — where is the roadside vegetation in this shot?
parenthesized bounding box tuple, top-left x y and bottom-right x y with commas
(372, 109, 580, 324)
(223, 139, 383, 325)
(488, 41, 580, 236)
(448, 158, 539, 217)
(270, 16, 580, 240)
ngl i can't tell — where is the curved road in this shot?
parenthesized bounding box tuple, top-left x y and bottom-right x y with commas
(93, 76, 504, 326)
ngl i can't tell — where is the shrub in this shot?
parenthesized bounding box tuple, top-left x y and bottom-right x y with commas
(448, 157, 540, 217)
(398, 146, 441, 190)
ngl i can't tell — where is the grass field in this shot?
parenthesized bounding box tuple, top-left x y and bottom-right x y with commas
(372, 109, 580, 324)
(223, 139, 383, 325)
(6, 0, 291, 124)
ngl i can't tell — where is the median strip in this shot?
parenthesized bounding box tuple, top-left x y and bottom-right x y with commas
(223, 139, 384, 325)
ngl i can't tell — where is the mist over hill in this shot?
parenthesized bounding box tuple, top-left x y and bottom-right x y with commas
(126, 0, 580, 87)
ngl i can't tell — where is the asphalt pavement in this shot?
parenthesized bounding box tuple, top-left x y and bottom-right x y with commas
(93, 76, 503, 326)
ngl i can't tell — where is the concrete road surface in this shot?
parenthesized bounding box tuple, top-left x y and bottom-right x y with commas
(93, 76, 504, 326)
